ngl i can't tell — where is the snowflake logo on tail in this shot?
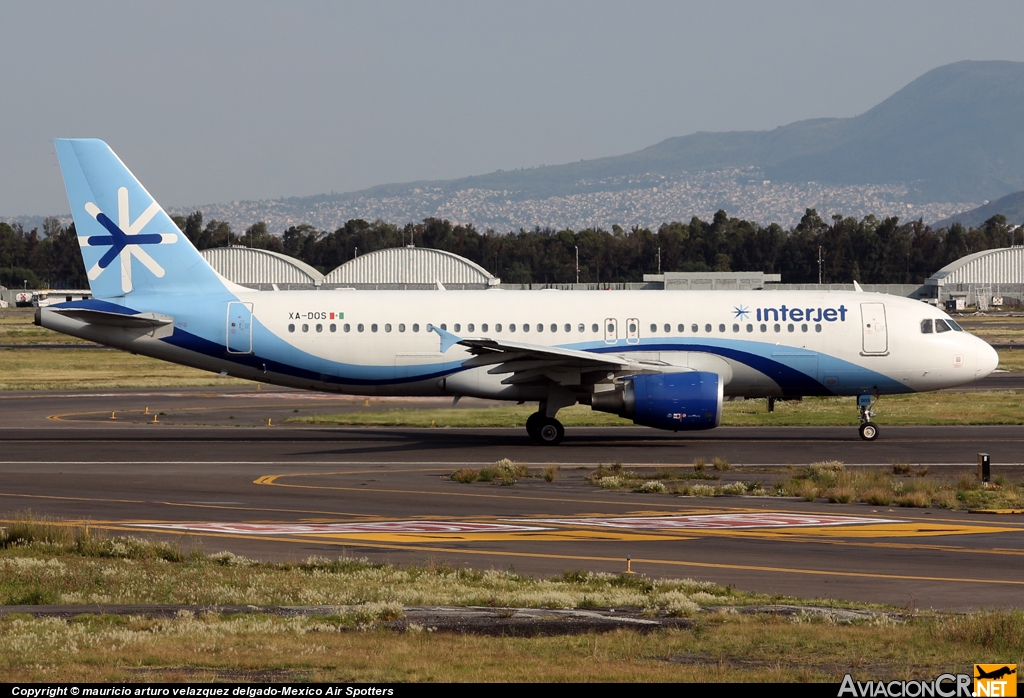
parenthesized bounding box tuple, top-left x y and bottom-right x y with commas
(81, 187, 178, 293)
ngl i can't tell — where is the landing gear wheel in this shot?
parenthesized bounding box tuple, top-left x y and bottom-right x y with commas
(532, 417, 565, 446)
(859, 422, 879, 441)
(525, 412, 544, 440)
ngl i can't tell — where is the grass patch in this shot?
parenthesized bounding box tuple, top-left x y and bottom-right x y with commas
(582, 460, 1024, 510)
(0, 309, 93, 345)
(0, 348, 249, 390)
(292, 391, 1024, 428)
(450, 459, 532, 485)
(996, 349, 1024, 372)
(3, 611, 1024, 682)
(3, 514, 1024, 681)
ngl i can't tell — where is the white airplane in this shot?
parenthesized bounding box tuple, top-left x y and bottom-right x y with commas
(38, 139, 999, 444)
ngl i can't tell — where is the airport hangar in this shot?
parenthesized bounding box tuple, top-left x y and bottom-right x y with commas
(194, 244, 1024, 309)
(4, 244, 1019, 304)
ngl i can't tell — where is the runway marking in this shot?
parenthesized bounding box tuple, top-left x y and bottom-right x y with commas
(519, 513, 898, 530)
(92, 523, 1024, 588)
(133, 521, 550, 535)
(695, 523, 1022, 538)
(123, 513, 1015, 545)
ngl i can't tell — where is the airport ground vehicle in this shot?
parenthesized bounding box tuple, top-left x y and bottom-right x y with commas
(38, 139, 999, 444)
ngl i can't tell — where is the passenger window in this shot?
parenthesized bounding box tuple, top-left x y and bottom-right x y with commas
(607, 323, 615, 333)
(746, 324, 753, 333)
(482, 324, 488, 332)
(344, 323, 351, 332)
(536, 324, 543, 333)
(678, 324, 684, 332)
(591, 323, 599, 332)
(398, 324, 405, 332)
(510, 324, 517, 332)
(440, 323, 447, 330)
(371, 324, 378, 332)
(787, 324, 794, 332)
(551, 324, 557, 332)
(565, 324, 571, 332)
(692, 324, 698, 332)
(921, 319, 933, 334)
(629, 322, 637, 333)
(718, 324, 725, 333)
(815, 324, 822, 332)
(935, 319, 952, 333)
(357, 324, 364, 332)
(316, 324, 323, 333)
(454, 323, 461, 332)
(496, 324, 503, 332)
(650, 323, 657, 333)
(384, 324, 391, 332)
(288, 324, 295, 333)
(760, 324, 767, 332)
(578, 324, 585, 332)
(330, 324, 336, 332)
(524, 324, 531, 332)
(664, 324, 670, 333)
(774, 324, 781, 332)
(302, 324, 309, 332)
(412, 323, 419, 332)
(801, 324, 807, 332)
(468, 324, 475, 332)
(733, 324, 739, 333)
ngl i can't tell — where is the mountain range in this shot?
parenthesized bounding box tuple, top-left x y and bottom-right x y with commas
(14, 60, 1024, 232)
(335, 60, 1024, 206)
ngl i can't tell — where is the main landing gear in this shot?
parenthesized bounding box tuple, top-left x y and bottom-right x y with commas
(858, 394, 879, 441)
(526, 411, 565, 446)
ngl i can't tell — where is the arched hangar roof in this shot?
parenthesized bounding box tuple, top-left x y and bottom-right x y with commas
(200, 246, 325, 287)
(325, 246, 499, 287)
(927, 247, 1024, 286)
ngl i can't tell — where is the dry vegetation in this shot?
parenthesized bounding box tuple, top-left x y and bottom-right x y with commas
(1, 516, 1022, 682)
(588, 460, 1024, 510)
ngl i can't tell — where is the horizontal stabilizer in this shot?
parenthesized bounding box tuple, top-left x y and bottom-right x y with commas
(50, 307, 173, 329)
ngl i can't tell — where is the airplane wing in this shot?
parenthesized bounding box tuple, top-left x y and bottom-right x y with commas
(431, 326, 678, 387)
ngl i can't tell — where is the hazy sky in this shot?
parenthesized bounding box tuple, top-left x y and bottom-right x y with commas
(6, 1, 1024, 216)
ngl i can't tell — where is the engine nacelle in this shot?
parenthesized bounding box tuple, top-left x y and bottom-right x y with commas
(591, 371, 723, 431)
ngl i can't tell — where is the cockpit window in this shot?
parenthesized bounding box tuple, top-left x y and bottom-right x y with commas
(947, 319, 964, 331)
(920, 319, 933, 334)
(935, 319, 952, 333)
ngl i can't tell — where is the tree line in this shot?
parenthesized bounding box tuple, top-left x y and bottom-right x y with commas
(2, 209, 1021, 290)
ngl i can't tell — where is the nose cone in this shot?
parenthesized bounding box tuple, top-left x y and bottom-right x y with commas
(977, 340, 999, 379)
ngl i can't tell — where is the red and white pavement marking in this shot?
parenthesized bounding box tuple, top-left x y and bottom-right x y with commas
(516, 513, 898, 530)
(130, 521, 548, 535)
(130, 513, 898, 536)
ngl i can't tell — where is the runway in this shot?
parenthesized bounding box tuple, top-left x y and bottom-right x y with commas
(1, 385, 1023, 610)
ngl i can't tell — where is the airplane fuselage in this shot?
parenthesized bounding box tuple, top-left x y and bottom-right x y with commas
(40, 288, 998, 401)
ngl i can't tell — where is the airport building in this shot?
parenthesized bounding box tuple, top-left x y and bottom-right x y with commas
(200, 245, 500, 291)
(925, 246, 1024, 308)
(324, 247, 500, 290)
(200, 247, 325, 290)
(191, 243, 1021, 309)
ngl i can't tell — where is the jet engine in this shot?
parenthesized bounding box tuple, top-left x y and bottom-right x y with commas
(590, 371, 723, 431)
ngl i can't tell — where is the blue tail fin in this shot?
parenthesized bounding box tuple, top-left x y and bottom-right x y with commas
(54, 138, 230, 299)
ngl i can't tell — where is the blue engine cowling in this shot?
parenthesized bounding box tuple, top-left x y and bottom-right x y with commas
(591, 371, 723, 431)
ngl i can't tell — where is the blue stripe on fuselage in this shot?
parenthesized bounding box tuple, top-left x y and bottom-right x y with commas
(53, 298, 907, 394)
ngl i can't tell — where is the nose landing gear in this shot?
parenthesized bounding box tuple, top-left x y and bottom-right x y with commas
(858, 394, 879, 441)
